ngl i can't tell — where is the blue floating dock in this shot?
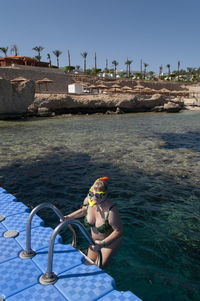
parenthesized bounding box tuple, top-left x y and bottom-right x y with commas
(0, 188, 142, 301)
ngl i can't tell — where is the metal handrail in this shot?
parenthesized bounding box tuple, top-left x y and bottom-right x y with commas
(20, 203, 76, 259)
(39, 219, 102, 284)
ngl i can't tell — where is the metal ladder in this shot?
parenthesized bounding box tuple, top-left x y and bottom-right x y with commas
(19, 203, 102, 284)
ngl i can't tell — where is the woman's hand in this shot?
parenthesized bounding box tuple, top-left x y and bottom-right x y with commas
(90, 240, 103, 252)
(60, 216, 69, 223)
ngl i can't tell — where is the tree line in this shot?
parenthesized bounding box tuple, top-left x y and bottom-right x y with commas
(0, 45, 199, 81)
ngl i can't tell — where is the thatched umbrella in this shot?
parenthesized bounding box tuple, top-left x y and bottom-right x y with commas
(111, 83, 121, 92)
(88, 84, 97, 93)
(109, 87, 121, 93)
(35, 77, 53, 91)
(112, 83, 120, 87)
(96, 83, 108, 93)
(133, 88, 141, 93)
(142, 87, 155, 95)
(88, 84, 96, 89)
(121, 86, 133, 93)
(159, 88, 170, 93)
(133, 84, 144, 93)
(75, 82, 88, 87)
(97, 84, 108, 89)
(135, 84, 144, 89)
(11, 77, 27, 83)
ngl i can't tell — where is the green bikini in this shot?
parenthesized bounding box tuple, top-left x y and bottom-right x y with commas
(84, 204, 115, 234)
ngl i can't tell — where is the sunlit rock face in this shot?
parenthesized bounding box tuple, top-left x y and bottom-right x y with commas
(0, 79, 35, 119)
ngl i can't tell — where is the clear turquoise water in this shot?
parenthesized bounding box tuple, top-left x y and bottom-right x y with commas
(0, 112, 200, 300)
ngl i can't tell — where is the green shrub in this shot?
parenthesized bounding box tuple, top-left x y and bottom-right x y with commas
(50, 65, 58, 68)
(65, 66, 75, 72)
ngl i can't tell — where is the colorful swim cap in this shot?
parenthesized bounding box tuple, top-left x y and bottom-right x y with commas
(95, 177, 109, 183)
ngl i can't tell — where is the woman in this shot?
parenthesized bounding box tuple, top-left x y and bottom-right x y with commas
(62, 177, 123, 269)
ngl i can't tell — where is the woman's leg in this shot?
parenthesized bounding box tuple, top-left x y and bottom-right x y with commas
(87, 245, 98, 262)
(95, 237, 122, 269)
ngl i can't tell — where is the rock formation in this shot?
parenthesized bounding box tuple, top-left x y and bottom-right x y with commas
(29, 93, 170, 115)
(0, 78, 35, 119)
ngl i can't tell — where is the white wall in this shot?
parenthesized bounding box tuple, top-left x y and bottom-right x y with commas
(68, 84, 83, 94)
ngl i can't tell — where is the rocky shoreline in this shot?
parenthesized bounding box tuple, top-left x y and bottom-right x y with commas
(28, 93, 185, 117)
(0, 78, 200, 119)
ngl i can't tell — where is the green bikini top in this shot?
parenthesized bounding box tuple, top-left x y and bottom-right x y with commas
(84, 204, 115, 234)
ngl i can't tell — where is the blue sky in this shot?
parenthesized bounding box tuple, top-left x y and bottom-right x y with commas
(1, 0, 200, 73)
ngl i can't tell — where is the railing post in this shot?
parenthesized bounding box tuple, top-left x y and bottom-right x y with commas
(39, 219, 102, 285)
(19, 203, 77, 259)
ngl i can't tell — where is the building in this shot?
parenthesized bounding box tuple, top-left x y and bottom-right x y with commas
(0, 56, 49, 67)
(68, 83, 84, 94)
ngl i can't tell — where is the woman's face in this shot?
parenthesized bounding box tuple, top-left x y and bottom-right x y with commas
(89, 186, 107, 204)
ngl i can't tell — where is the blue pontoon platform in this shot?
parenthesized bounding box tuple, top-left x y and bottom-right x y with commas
(0, 187, 142, 301)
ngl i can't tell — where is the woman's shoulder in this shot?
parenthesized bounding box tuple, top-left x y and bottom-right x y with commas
(106, 201, 118, 213)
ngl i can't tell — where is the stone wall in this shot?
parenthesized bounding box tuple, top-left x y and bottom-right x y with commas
(0, 78, 35, 118)
(0, 65, 74, 93)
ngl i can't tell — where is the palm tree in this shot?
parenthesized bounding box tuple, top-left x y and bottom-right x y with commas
(112, 60, 118, 78)
(140, 59, 143, 75)
(177, 61, 180, 81)
(75, 65, 80, 72)
(53, 50, 62, 67)
(166, 64, 171, 78)
(143, 63, 149, 78)
(159, 65, 163, 78)
(125, 58, 133, 77)
(106, 59, 108, 70)
(47, 53, 51, 66)
(32, 46, 44, 62)
(81, 51, 88, 73)
(10, 45, 18, 56)
(35, 55, 41, 62)
(68, 49, 71, 70)
(0, 47, 8, 57)
(94, 52, 97, 72)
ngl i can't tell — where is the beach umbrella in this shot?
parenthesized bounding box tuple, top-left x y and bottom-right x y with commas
(122, 86, 132, 90)
(133, 84, 144, 93)
(11, 76, 27, 83)
(88, 84, 96, 89)
(135, 84, 144, 89)
(109, 87, 121, 93)
(121, 86, 133, 93)
(35, 77, 53, 91)
(159, 88, 170, 93)
(111, 84, 121, 88)
(96, 84, 108, 89)
(111, 83, 121, 92)
(96, 84, 108, 93)
(142, 87, 155, 95)
(133, 88, 141, 93)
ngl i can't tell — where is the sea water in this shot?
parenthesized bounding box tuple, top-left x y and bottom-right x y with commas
(0, 112, 200, 301)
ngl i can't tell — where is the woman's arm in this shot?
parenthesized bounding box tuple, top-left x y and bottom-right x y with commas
(62, 197, 88, 221)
